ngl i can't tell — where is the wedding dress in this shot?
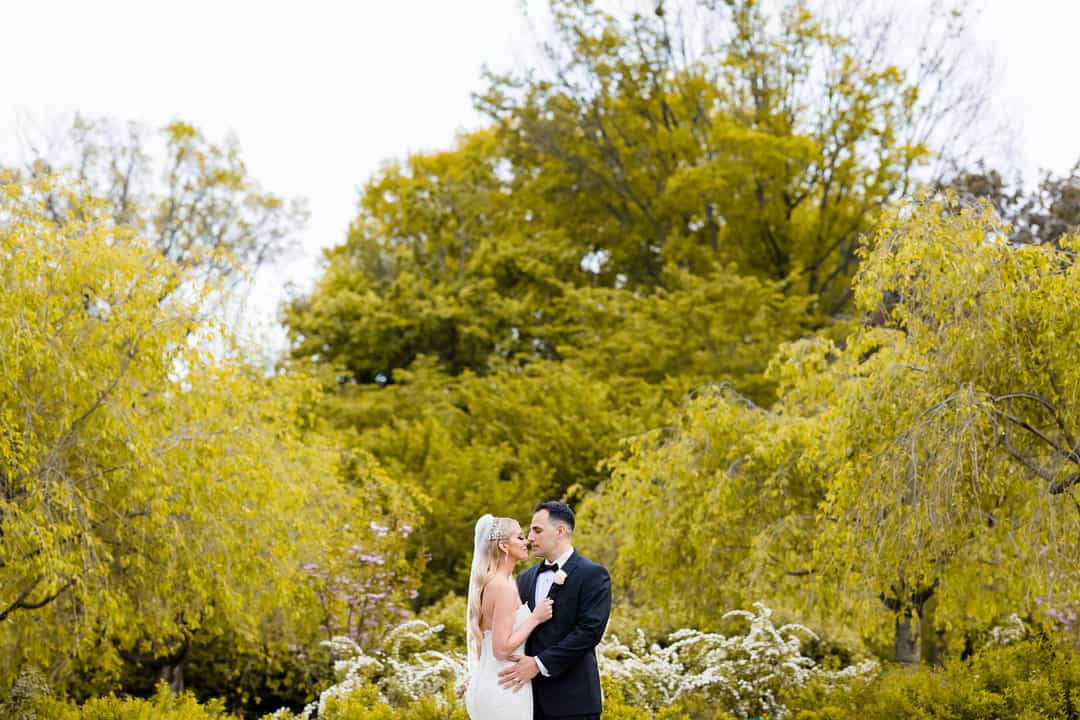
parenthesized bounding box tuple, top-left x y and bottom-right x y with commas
(465, 603, 533, 720)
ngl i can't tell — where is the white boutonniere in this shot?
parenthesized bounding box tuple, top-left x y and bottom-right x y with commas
(553, 569, 568, 586)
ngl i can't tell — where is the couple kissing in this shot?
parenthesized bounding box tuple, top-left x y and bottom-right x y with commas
(464, 500, 612, 720)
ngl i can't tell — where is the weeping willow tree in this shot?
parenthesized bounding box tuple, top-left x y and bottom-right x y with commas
(0, 172, 419, 699)
(581, 197, 1080, 662)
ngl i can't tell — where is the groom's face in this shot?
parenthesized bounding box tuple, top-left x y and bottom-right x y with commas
(528, 509, 559, 559)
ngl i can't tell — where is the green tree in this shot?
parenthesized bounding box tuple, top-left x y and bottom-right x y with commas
(286, 129, 582, 383)
(576, 357, 833, 634)
(287, 0, 991, 606)
(0, 172, 417, 700)
(15, 114, 307, 291)
(583, 196, 1080, 663)
(285, 132, 813, 603)
(476, 0, 987, 315)
(812, 197, 1080, 662)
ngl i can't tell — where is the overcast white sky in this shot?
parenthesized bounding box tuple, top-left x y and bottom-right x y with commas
(3, 0, 1080, 355)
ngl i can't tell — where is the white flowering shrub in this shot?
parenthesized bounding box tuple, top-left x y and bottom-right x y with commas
(270, 603, 876, 719)
(0, 667, 51, 720)
(598, 603, 877, 720)
(278, 620, 469, 719)
(987, 613, 1026, 647)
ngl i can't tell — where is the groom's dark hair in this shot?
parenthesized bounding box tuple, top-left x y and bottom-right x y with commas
(534, 500, 575, 532)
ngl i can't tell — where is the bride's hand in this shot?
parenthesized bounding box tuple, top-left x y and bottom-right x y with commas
(532, 598, 554, 624)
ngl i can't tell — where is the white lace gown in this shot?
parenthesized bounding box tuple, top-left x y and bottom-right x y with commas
(465, 604, 533, 720)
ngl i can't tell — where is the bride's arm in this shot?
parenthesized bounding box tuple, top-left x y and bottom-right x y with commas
(490, 581, 552, 661)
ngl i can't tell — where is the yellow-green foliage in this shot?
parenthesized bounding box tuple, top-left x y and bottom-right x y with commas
(286, 680, 700, 720)
(318, 684, 397, 720)
(813, 199, 1080, 639)
(270, 683, 469, 720)
(415, 594, 467, 654)
(599, 677, 700, 720)
(475, 0, 949, 313)
(284, 0, 981, 607)
(582, 197, 1080, 649)
(0, 172, 420, 694)
(0, 0, 1007, 708)
(788, 637, 1080, 720)
(18, 114, 307, 289)
(31, 685, 239, 720)
(579, 382, 826, 632)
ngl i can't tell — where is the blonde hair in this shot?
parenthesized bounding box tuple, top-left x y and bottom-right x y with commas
(466, 515, 519, 660)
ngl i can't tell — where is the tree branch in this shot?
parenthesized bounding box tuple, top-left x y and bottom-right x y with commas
(0, 575, 74, 622)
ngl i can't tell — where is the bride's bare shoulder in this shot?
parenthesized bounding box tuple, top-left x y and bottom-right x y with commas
(484, 576, 518, 601)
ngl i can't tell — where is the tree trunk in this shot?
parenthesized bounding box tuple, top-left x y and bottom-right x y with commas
(919, 597, 945, 666)
(894, 610, 920, 664)
(160, 661, 184, 693)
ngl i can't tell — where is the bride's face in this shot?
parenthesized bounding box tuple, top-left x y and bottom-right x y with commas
(502, 522, 530, 563)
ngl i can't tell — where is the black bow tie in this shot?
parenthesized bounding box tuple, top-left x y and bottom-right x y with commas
(538, 562, 559, 574)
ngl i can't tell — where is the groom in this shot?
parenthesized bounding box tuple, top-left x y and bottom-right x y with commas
(499, 501, 611, 719)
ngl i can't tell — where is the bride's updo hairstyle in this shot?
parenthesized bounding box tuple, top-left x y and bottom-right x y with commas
(466, 514, 518, 660)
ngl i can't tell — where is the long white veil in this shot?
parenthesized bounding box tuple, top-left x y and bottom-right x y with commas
(466, 513, 497, 672)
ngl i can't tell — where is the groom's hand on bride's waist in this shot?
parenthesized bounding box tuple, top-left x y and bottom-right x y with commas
(497, 655, 539, 692)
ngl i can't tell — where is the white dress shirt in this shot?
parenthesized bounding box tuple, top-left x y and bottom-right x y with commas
(532, 547, 574, 677)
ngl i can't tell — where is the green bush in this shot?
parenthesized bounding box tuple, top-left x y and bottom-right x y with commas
(28, 627, 1080, 720)
(316, 684, 395, 720)
(600, 677, 664, 720)
(34, 684, 240, 720)
(415, 594, 467, 654)
(268, 683, 468, 720)
(601, 676, 749, 720)
(273, 678, 692, 720)
(787, 636, 1080, 720)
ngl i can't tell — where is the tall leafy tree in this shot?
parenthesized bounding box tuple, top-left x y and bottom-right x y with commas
(286, 132, 811, 602)
(814, 197, 1080, 662)
(15, 115, 307, 292)
(583, 197, 1080, 663)
(476, 0, 987, 315)
(288, 0, 992, 605)
(0, 172, 417, 698)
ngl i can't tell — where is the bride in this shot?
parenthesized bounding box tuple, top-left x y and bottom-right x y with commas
(465, 514, 553, 720)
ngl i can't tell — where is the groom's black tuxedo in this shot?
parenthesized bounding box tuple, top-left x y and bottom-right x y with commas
(517, 551, 611, 718)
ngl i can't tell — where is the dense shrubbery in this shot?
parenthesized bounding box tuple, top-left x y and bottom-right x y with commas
(8, 614, 1080, 720)
(263, 604, 875, 720)
(273, 685, 468, 720)
(5, 682, 240, 720)
(787, 634, 1080, 719)
(597, 604, 878, 719)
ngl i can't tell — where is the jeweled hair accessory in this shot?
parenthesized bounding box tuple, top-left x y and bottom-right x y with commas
(486, 523, 504, 542)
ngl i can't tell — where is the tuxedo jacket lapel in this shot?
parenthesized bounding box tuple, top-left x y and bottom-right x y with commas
(560, 551, 582, 578)
(523, 565, 539, 610)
